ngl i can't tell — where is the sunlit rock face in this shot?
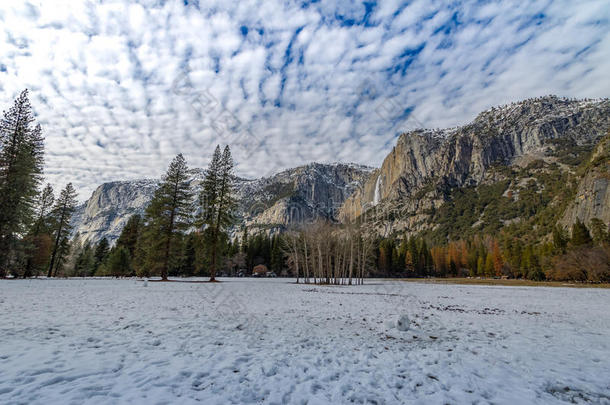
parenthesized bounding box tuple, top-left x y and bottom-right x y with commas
(340, 96, 610, 235)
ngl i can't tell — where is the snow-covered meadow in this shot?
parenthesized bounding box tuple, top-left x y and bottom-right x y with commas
(1, 278, 609, 404)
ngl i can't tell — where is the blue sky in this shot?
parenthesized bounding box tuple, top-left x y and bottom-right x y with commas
(1, 0, 609, 199)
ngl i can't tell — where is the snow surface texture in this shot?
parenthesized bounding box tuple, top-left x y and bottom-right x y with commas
(1, 279, 609, 404)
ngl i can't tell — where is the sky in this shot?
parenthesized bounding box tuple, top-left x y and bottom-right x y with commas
(1, 0, 609, 200)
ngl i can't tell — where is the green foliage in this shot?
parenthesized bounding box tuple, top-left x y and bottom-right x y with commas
(270, 234, 284, 273)
(547, 137, 594, 166)
(590, 218, 609, 245)
(104, 246, 132, 277)
(142, 154, 193, 280)
(571, 219, 592, 247)
(552, 226, 568, 254)
(94, 238, 110, 273)
(0, 90, 45, 276)
(427, 180, 510, 243)
(199, 145, 236, 280)
(73, 242, 95, 277)
(116, 215, 141, 257)
(48, 183, 78, 277)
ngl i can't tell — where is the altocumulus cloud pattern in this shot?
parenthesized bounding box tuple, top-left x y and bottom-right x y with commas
(1, 0, 609, 198)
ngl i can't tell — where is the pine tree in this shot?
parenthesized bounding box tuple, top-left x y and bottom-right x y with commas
(571, 219, 592, 247)
(106, 246, 132, 277)
(48, 183, 77, 277)
(199, 145, 236, 281)
(144, 154, 192, 280)
(589, 218, 609, 245)
(23, 183, 55, 277)
(0, 90, 45, 276)
(270, 235, 284, 273)
(182, 233, 198, 276)
(116, 214, 141, 257)
(32, 184, 55, 235)
(93, 238, 110, 273)
(73, 241, 95, 277)
(552, 225, 568, 254)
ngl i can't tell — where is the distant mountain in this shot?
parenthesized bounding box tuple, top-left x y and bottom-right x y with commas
(71, 163, 373, 244)
(340, 95, 610, 240)
(73, 96, 609, 246)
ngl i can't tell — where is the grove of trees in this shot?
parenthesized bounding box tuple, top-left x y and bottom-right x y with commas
(0, 90, 79, 278)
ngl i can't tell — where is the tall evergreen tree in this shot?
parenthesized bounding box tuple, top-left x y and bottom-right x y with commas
(116, 214, 142, 257)
(200, 145, 236, 281)
(105, 246, 132, 277)
(93, 238, 110, 273)
(589, 218, 609, 245)
(48, 183, 78, 277)
(73, 241, 95, 277)
(32, 183, 55, 235)
(270, 234, 284, 273)
(571, 219, 592, 247)
(0, 90, 45, 276)
(143, 154, 192, 280)
(23, 183, 55, 277)
(552, 225, 568, 254)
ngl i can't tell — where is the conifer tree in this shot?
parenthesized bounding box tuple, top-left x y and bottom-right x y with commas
(48, 183, 78, 277)
(271, 234, 284, 273)
(571, 219, 592, 247)
(552, 225, 568, 254)
(93, 238, 110, 273)
(23, 183, 55, 277)
(106, 246, 132, 277)
(116, 214, 142, 257)
(200, 145, 236, 281)
(32, 184, 55, 235)
(182, 233, 198, 276)
(143, 154, 192, 280)
(0, 90, 45, 276)
(589, 218, 609, 245)
(73, 241, 95, 277)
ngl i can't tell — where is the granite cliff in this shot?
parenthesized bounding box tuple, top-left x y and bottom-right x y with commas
(340, 96, 610, 236)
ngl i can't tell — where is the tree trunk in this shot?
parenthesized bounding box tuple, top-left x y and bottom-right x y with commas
(348, 237, 354, 285)
(48, 207, 66, 278)
(162, 179, 180, 281)
(303, 238, 310, 284)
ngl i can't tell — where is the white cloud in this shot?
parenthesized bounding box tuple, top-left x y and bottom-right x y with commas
(0, 0, 608, 200)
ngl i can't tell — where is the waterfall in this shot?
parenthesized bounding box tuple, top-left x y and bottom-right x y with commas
(373, 174, 382, 206)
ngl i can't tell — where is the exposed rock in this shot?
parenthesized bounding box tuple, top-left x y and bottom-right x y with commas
(72, 163, 373, 244)
(72, 96, 609, 245)
(340, 96, 610, 235)
(71, 180, 157, 244)
(561, 135, 610, 228)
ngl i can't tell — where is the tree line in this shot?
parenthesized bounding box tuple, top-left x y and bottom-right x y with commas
(2, 90, 607, 282)
(370, 218, 609, 282)
(0, 90, 79, 278)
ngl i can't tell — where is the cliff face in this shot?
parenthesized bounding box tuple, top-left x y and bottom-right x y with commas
(73, 96, 609, 245)
(561, 136, 610, 227)
(72, 163, 373, 244)
(340, 96, 610, 233)
(71, 180, 158, 244)
(239, 163, 373, 227)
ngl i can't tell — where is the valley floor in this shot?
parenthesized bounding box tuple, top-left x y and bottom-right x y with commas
(0, 278, 609, 404)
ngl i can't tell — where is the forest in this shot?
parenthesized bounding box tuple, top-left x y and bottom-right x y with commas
(1, 90, 609, 283)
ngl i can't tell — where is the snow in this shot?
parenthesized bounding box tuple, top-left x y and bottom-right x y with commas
(396, 315, 410, 332)
(373, 173, 382, 206)
(1, 278, 609, 404)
